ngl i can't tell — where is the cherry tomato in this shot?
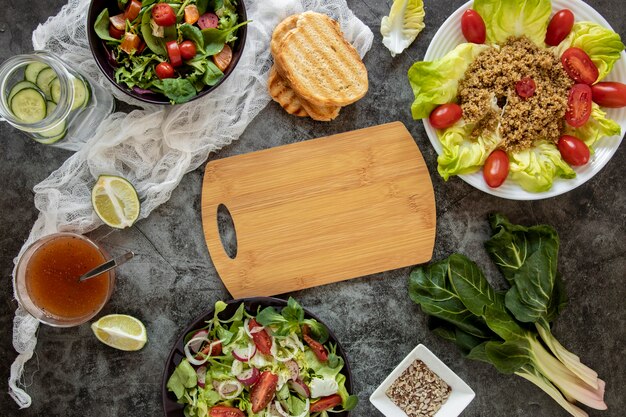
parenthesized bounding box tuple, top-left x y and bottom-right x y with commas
(429, 103, 463, 129)
(250, 371, 278, 413)
(194, 339, 222, 359)
(248, 319, 272, 355)
(109, 13, 126, 31)
(516, 77, 536, 99)
(545, 9, 575, 46)
(108, 24, 124, 40)
(184, 5, 200, 25)
(155, 62, 175, 79)
(591, 82, 626, 108)
(566, 84, 592, 127)
(124, 0, 142, 21)
(561, 48, 599, 85)
(198, 12, 219, 29)
(179, 41, 197, 60)
(166, 41, 183, 67)
(558, 135, 590, 166)
(461, 10, 486, 44)
(302, 325, 328, 362)
(209, 406, 245, 417)
(483, 150, 509, 188)
(213, 45, 233, 72)
(152, 3, 177, 26)
(310, 395, 343, 412)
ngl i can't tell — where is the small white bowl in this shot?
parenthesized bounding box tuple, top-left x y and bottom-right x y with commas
(369, 344, 475, 417)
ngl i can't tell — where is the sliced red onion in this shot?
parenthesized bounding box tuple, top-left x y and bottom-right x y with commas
(188, 330, 209, 353)
(273, 337, 298, 362)
(288, 379, 310, 398)
(232, 344, 257, 362)
(236, 367, 260, 386)
(244, 318, 266, 339)
(231, 359, 244, 377)
(102, 41, 118, 67)
(184, 338, 223, 366)
(196, 366, 207, 388)
(285, 360, 300, 381)
(275, 398, 309, 417)
(132, 87, 154, 95)
(216, 380, 244, 399)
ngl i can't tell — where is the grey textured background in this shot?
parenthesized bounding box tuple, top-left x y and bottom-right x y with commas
(1, 0, 625, 416)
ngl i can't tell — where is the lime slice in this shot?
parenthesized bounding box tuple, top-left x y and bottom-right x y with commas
(91, 314, 147, 351)
(92, 175, 140, 229)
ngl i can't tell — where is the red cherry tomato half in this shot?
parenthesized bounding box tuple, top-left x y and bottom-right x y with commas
(152, 3, 177, 26)
(108, 24, 124, 40)
(561, 48, 599, 85)
(429, 103, 463, 129)
(179, 41, 197, 61)
(124, 0, 142, 21)
(198, 12, 219, 29)
(166, 41, 183, 67)
(591, 82, 626, 108)
(558, 135, 590, 166)
(483, 150, 510, 188)
(545, 9, 575, 46)
(461, 10, 487, 44)
(209, 406, 245, 417)
(516, 77, 537, 98)
(566, 84, 592, 128)
(155, 62, 175, 79)
(310, 395, 343, 412)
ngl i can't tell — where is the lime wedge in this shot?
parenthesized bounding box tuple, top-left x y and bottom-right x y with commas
(91, 314, 147, 351)
(92, 175, 140, 229)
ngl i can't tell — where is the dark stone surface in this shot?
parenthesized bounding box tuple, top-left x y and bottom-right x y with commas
(0, 1, 624, 417)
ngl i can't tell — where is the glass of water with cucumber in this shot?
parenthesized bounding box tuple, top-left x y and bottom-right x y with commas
(0, 51, 114, 145)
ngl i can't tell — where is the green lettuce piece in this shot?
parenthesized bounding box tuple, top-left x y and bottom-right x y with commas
(437, 123, 500, 180)
(555, 22, 625, 82)
(408, 43, 489, 119)
(565, 103, 621, 150)
(474, 0, 552, 46)
(380, 0, 425, 57)
(508, 142, 576, 192)
(166, 359, 197, 400)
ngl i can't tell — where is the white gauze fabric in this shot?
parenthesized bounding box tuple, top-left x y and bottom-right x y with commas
(9, 0, 373, 408)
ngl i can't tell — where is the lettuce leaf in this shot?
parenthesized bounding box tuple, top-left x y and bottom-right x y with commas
(565, 103, 621, 150)
(166, 359, 197, 399)
(437, 123, 500, 180)
(381, 0, 425, 57)
(408, 43, 489, 119)
(509, 142, 576, 192)
(474, 0, 552, 46)
(555, 22, 625, 82)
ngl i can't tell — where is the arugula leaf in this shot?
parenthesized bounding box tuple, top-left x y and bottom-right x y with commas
(180, 23, 205, 52)
(94, 9, 122, 43)
(202, 21, 250, 55)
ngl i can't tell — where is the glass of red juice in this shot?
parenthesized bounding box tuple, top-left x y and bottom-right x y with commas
(15, 232, 115, 327)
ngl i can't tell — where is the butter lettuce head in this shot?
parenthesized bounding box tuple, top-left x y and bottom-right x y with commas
(565, 103, 621, 150)
(437, 123, 500, 180)
(509, 142, 576, 192)
(381, 0, 425, 57)
(555, 22, 625, 82)
(408, 43, 489, 119)
(474, 0, 552, 46)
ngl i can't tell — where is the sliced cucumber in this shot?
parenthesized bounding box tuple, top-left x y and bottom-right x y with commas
(50, 78, 61, 103)
(38, 101, 67, 139)
(70, 77, 89, 110)
(36, 68, 58, 99)
(35, 130, 67, 145)
(24, 62, 49, 84)
(10, 88, 46, 123)
(8, 81, 39, 103)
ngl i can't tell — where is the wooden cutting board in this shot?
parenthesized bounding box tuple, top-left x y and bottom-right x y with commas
(201, 122, 436, 298)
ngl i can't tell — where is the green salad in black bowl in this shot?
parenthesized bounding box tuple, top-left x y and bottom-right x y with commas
(87, 0, 248, 104)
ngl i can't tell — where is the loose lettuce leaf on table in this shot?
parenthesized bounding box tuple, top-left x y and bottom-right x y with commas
(380, 0, 425, 57)
(474, 0, 552, 46)
(508, 141, 576, 193)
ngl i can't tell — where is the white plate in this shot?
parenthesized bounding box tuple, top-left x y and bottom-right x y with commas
(422, 0, 626, 200)
(369, 344, 475, 417)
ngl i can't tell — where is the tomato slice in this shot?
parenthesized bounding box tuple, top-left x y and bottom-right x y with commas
(483, 150, 509, 188)
(561, 47, 599, 85)
(109, 24, 125, 40)
(248, 318, 272, 355)
(124, 0, 142, 21)
(515, 77, 536, 99)
(209, 406, 245, 417)
(109, 13, 126, 31)
(250, 371, 278, 413)
(545, 9, 575, 46)
(461, 10, 486, 44)
(558, 135, 590, 166)
(302, 324, 329, 362)
(566, 84, 592, 128)
(310, 394, 343, 412)
(428, 103, 463, 129)
(591, 82, 626, 108)
(213, 45, 233, 72)
(166, 41, 183, 67)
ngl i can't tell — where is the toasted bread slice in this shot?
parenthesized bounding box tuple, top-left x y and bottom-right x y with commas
(274, 12, 368, 107)
(271, 14, 300, 58)
(268, 65, 309, 117)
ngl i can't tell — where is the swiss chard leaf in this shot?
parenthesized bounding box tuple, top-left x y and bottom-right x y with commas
(545, 273, 568, 323)
(447, 253, 497, 316)
(484, 340, 531, 374)
(94, 9, 121, 43)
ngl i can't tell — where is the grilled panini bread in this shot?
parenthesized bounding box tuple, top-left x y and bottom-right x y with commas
(274, 12, 368, 107)
(271, 15, 299, 58)
(268, 64, 309, 117)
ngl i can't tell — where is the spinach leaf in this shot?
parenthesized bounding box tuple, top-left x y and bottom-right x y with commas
(203, 61, 224, 86)
(94, 9, 121, 43)
(180, 23, 205, 51)
(202, 21, 250, 55)
(141, 5, 167, 56)
(196, 0, 210, 14)
(161, 78, 197, 103)
(118, 0, 129, 10)
(142, 0, 157, 8)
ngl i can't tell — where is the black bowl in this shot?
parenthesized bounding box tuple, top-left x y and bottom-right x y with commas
(86, 0, 247, 104)
(161, 297, 354, 417)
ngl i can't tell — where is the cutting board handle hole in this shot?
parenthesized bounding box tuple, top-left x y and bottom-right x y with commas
(217, 204, 237, 259)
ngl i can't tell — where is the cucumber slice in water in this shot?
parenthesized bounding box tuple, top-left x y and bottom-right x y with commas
(7, 81, 39, 103)
(24, 62, 49, 84)
(50, 77, 89, 110)
(36, 68, 58, 99)
(10, 88, 46, 123)
(38, 101, 67, 139)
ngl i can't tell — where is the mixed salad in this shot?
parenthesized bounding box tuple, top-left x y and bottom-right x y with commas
(166, 298, 357, 417)
(93, 0, 248, 104)
(409, 0, 625, 192)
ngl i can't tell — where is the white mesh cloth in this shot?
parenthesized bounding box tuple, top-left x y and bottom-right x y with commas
(8, 0, 373, 407)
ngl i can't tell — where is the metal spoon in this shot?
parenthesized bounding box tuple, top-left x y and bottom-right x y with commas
(78, 251, 135, 282)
